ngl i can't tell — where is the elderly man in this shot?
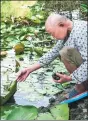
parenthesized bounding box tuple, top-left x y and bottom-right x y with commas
(17, 13, 87, 99)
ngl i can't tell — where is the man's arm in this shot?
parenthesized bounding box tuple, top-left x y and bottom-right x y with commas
(28, 62, 41, 72)
(38, 40, 64, 66)
(17, 40, 63, 81)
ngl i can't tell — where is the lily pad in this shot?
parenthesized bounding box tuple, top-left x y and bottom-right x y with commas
(6, 106, 38, 120)
(37, 112, 55, 120)
(50, 104, 69, 120)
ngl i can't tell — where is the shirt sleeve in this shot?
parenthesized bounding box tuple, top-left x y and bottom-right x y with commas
(70, 21, 87, 84)
(38, 40, 64, 67)
(71, 61, 87, 84)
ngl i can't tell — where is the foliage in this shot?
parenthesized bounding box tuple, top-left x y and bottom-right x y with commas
(6, 106, 38, 120)
(1, 1, 68, 108)
(1, 1, 52, 54)
(1, 104, 69, 120)
(37, 112, 55, 120)
(1, 1, 48, 25)
(1, 81, 17, 105)
(1, 105, 38, 120)
(80, 4, 88, 12)
(50, 104, 69, 120)
(1, 1, 77, 120)
(1, 20, 54, 56)
(1, 1, 37, 21)
(26, 2, 49, 24)
(37, 104, 69, 120)
(80, 3, 88, 20)
(41, 0, 88, 20)
(42, 1, 81, 12)
(1, 105, 17, 120)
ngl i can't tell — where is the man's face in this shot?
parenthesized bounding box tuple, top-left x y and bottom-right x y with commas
(46, 24, 68, 40)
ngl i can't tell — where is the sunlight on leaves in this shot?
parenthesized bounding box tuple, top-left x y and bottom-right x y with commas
(50, 104, 69, 120)
(6, 106, 38, 120)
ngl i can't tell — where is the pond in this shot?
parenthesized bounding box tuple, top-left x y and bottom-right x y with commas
(1, 48, 72, 120)
(1, 11, 88, 119)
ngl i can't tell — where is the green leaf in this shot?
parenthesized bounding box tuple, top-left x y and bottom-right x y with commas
(37, 112, 55, 120)
(81, 4, 88, 8)
(6, 106, 38, 120)
(80, 4, 88, 12)
(50, 104, 69, 120)
(1, 105, 17, 120)
(62, 82, 70, 88)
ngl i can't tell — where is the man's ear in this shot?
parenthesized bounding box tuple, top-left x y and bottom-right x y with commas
(58, 22, 64, 27)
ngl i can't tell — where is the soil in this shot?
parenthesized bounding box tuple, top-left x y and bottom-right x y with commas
(69, 98, 88, 120)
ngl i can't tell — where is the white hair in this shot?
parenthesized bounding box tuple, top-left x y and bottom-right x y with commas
(45, 13, 67, 30)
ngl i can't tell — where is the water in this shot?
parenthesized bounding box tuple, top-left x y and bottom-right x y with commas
(14, 93, 54, 108)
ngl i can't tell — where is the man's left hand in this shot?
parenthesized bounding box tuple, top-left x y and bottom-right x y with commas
(53, 73, 72, 83)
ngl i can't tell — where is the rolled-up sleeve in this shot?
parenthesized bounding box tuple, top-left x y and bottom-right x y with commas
(38, 40, 64, 67)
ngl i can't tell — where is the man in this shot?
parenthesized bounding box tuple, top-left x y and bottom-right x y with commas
(16, 13, 88, 98)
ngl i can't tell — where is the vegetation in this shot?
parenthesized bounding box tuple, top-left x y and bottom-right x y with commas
(41, 0, 88, 20)
(1, 0, 88, 120)
(1, 104, 69, 120)
(1, 1, 36, 20)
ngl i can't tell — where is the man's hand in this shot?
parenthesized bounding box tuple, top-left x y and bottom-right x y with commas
(53, 73, 72, 83)
(16, 63, 41, 82)
(16, 68, 31, 82)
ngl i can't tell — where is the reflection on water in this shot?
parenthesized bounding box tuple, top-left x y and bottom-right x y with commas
(6, 91, 55, 108)
(14, 92, 55, 108)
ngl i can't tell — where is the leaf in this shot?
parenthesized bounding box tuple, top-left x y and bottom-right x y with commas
(81, 4, 88, 8)
(37, 112, 55, 120)
(50, 104, 69, 120)
(80, 4, 88, 12)
(34, 47, 43, 56)
(1, 105, 17, 120)
(1, 23, 6, 29)
(62, 82, 70, 88)
(45, 85, 62, 95)
(6, 106, 38, 120)
(8, 40, 20, 47)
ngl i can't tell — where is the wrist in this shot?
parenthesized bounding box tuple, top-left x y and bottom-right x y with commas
(28, 62, 41, 72)
(67, 75, 72, 81)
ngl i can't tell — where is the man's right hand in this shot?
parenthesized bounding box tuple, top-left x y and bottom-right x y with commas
(16, 63, 41, 82)
(16, 68, 31, 82)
